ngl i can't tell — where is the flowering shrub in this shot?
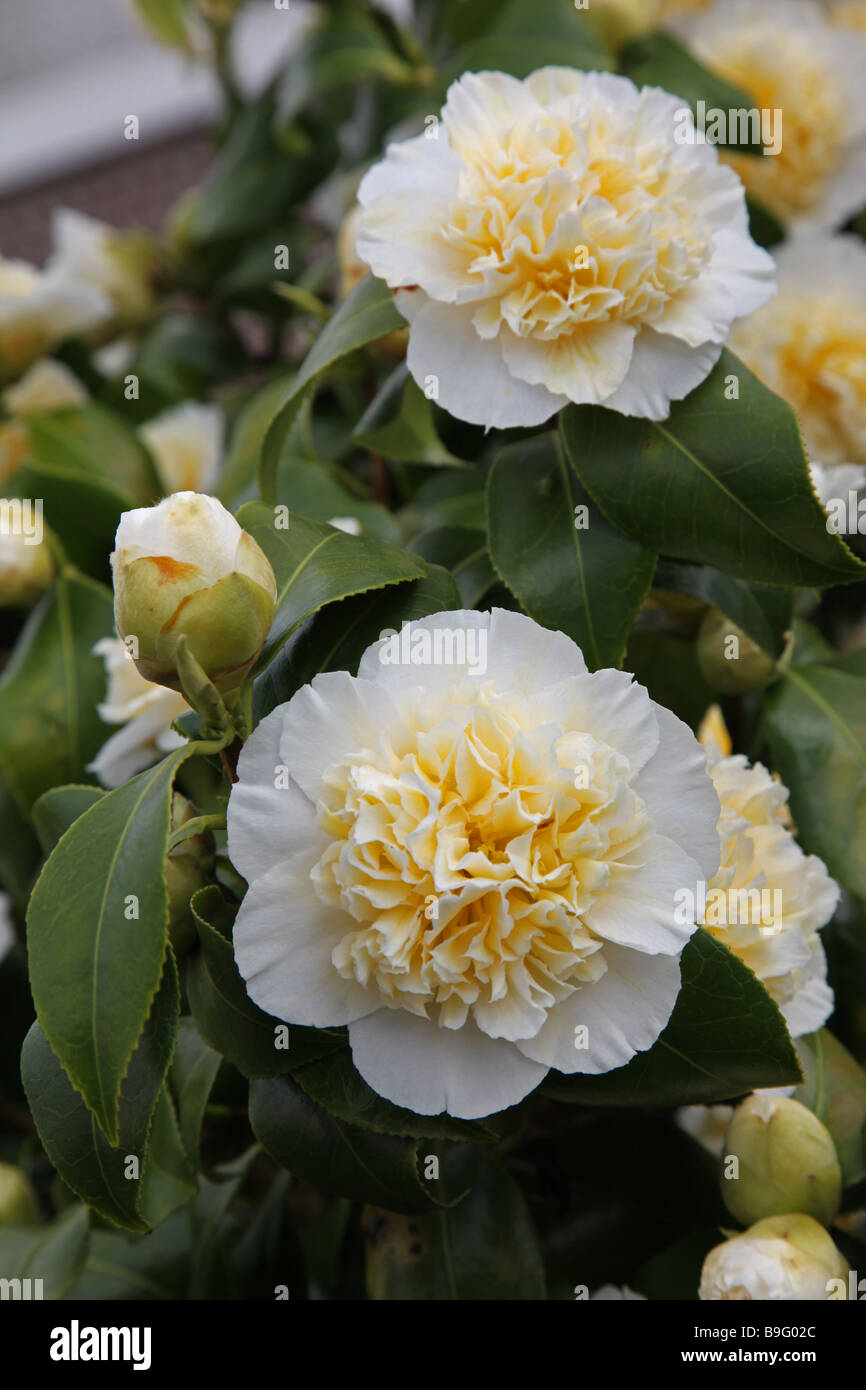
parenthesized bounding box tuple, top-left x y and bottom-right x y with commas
(0, 0, 865, 1305)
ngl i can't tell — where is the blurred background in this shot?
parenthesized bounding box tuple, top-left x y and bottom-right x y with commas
(0, 0, 312, 259)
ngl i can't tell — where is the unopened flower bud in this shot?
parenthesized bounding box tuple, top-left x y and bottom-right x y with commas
(0, 515, 53, 606)
(111, 492, 277, 694)
(0, 1163, 39, 1226)
(696, 609, 791, 694)
(700, 1213, 849, 1300)
(721, 1093, 842, 1227)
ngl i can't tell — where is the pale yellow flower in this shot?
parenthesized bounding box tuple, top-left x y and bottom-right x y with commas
(675, 0, 866, 229)
(140, 402, 223, 495)
(700, 1215, 848, 1300)
(729, 234, 866, 467)
(0, 254, 108, 379)
(356, 68, 774, 428)
(227, 609, 722, 1118)
(2, 358, 87, 415)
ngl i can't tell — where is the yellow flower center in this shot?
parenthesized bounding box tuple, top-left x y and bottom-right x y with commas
(311, 687, 653, 1037)
(441, 106, 712, 343)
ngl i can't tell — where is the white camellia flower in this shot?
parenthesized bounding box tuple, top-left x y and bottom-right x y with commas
(699, 747, 837, 1037)
(0, 891, 14, 965)
(355, 67, 775, 429)
(675, 0, 866, 230)
(0, 253, 109, 378)
(729, 234, 866, 467)
(87, 637, 190, 789)
(227, 608, 721, 1119)
(2, 358, 88, 415)
(699, 1215, 848, 1300)
(140, 402, 224, 495)
(47, 209, 153, 321)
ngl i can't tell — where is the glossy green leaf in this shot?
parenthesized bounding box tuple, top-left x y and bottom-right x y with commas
(408, 528, 495, 607)
(0, 1204, 89, 1300)
(561, 351, 866, 587)
(448, 0, 612, 81)
(625, 626, 716, 730)
(21, 959, 179, 1233)
(24, 404, 159, 503)
(32, 784, 104, 857)
(27, 743, 197, 1143)
(365, 1145, 545, 1299)
(542, 928, 802, 1106)
(0, 569, 113, 815)
(137, 1087, 197, 1229)
(489, 434, 655, 670)
(794, 1030, 866, 1187)
(764, 658, 866, 900)
(64, 1210, 190, 1300)
(652, 561, 794, 658)
(253, 561, 462, 721)
(354, 367, 469, 468)
(259, 275, 406, 501)
(236, 503, 424, 667)
(278, 11, 419, 124)
(250, 1073, 436, 1214)
(187, 885, 345, 1078)
(169, 1017, 222, 1169)
(216, 375, 294, 505)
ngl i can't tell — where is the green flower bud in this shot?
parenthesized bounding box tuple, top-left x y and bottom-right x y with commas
(165, 792, 214, 956)
(721, 1093, 842, 1228)
(700, 1213, 849, 1300)
(696, 609, 792, 694)
(111, 491, 277, 695)
(0, 1163, 39, 1226)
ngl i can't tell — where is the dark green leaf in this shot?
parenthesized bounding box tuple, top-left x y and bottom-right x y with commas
(253, 561, 462, 721)
(169, 1016, 222, 1169)
(0, 1204, 89, 1300)
(32, 784, 105, 857)
(250, 1074, 435, 1213)
(448, 0, 612, 81)
(764, 658, 866, 899)
(653, 561, 794, 658)
(489, 433, 655, 670)
(236, 502, 424, 667)
(794, 1030, 866, 1187)
(21, 959, 179, 1233)
(365, 1144, 545, 1299)
(0, 569, 113, 815)
(561, 351, 866, 587)
(27, 743, 196, 1142)
(408, 528, 495, 607)
(260, 275, 406, 501)
(137, 1087, 197, 1228)
(354, 366, 469, 468)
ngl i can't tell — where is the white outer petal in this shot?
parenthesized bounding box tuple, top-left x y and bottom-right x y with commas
(633, 703, 721, 884)
(583, 834, 703, 956)
(348, 1008, 548, 1118)
(602, 329, 724, 419)
(276, 670, 402, 801)
(405, 298, 565, 429)
(517, 944, 682, 1074)
(533, 668, 660, 777)
(232, 858, 377, 1028)
(227, 703, 327, 883)
(357, 607, 587, 696)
